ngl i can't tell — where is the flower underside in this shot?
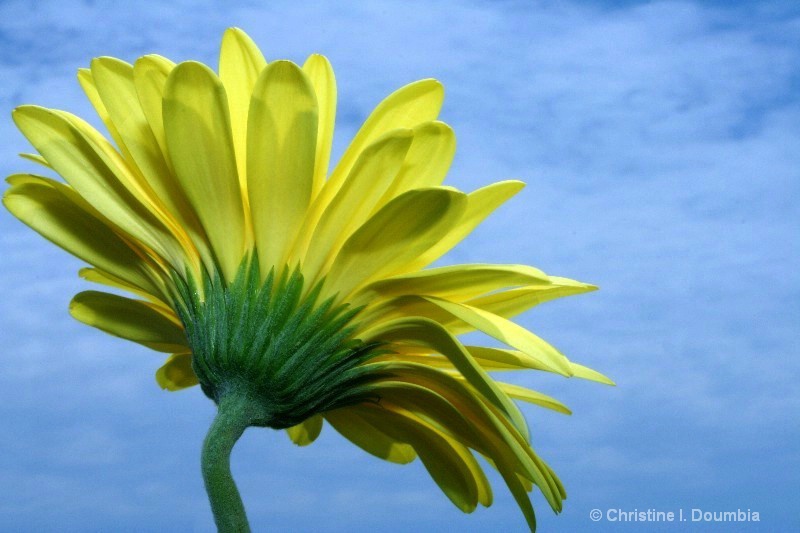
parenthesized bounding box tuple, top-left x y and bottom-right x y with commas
(173, 255, 384, 429)
(3, 27, 611, 532)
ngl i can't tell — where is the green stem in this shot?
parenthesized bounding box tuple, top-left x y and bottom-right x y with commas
(202, 391, 254, 533)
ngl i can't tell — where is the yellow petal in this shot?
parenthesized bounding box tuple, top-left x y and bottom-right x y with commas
(483, 399, 563, 513)
(358, 263, 550, 303)
(70, 291, 188, 353)
(502, 467, 538, 530)
(366, 280, 597, 336)
(19, 152, 49, 167)
(325, 187, 466, 298)
(302, 54, 336, 199)
(286, 415, 323, 446)
(91, 56, 210, 271)
(133, 54, 175, 161)
(90, 57, 162, 175)
(353, 403, 480, 513)
(74, 74, 187, 259)
(568, 362, 615, 385)
(364, 380, 491, 507)
(219, 27, 267, 190)
(373, 121, 456, 211)
(448, 435, 493, 508)
(247, 60, 317, 272)
(423, 296, 573, 377)
(409, 180, 525, 271)
(467, 346, 615, 385)
(465, 345, 559, 371)
(299, 79, 445, 251)
(329, 79, 444, 192)
(301, 129, 413, 280)
(361, 317, 528, 441)
(545, 461, 567, 501)
(358, 294, 452, 328)
(78, 266, 149, 294)
(3, 175, 161, 296)
(467, 279, 598, 319)
(370, 380, 480, 450)
(78, 267, 173, 313)
(12, 106, 184, 269)
(325, 409, 417, 464)
(380, 345, 614, 386)
(367, 361, 559, 512)
(77, 67, 126, 156)
(58, 108, 169, 214)
(163, 61, 245, 280)
(155, 353, 199, 391)
(497, 383, 571, 415)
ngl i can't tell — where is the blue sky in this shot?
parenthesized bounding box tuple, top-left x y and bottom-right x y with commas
(1, 1, 798, 531)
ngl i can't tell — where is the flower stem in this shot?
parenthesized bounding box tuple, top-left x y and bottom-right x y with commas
(202, 390, 254, 533)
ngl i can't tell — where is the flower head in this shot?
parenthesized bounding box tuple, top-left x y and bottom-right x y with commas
(4, 28, 611, 531)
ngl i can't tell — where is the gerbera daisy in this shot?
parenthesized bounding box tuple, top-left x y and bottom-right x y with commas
(4, 28, 611, 532)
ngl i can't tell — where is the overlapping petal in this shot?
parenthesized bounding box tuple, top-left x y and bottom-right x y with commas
(3, 174, 163, 297)
(248, 60, 318, 272)
(163, 61, 245, 280)
(70, 291, 188, 353)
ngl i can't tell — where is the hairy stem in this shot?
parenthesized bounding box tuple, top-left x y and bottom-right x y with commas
(202, 391, 254, 533)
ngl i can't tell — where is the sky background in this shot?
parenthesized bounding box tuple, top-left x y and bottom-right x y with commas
(1, 0, 798, 531)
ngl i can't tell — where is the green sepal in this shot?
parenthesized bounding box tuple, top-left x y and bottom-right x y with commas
(171, 255, 384, 429)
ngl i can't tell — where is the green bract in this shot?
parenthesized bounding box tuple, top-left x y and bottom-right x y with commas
(173, 256, 384, 429)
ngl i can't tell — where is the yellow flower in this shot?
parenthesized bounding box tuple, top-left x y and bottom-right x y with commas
(4, 28, 611, 531)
